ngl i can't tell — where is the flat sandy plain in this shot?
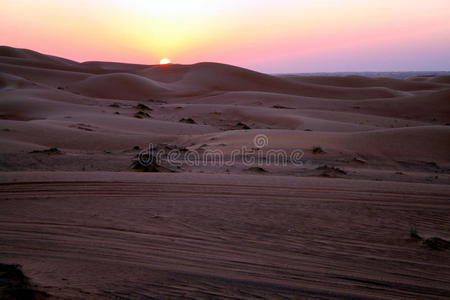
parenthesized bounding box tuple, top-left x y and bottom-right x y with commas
(1, 46, 449, 299)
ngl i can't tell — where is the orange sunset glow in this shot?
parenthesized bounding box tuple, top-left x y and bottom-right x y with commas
(1, 0, 449, 72)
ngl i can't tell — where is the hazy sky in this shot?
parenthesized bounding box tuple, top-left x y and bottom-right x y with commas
(2, 0, 450, 73)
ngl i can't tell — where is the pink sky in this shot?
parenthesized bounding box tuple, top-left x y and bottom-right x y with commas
(1, 0, 450, 73)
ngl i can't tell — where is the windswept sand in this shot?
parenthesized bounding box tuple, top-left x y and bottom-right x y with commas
(1, 46, 449, 299)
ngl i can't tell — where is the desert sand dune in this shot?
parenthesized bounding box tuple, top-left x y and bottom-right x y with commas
(158, 103, 378, 131)
(1, 46, 449, 167)
(182, 90, 354, 109)
(67, 73, 170, 100)
(80, 61, 151, 72)
(0, 72, 35, 90)
(165, 62, 406, 99)
(408, 74, 450, 84)
(0, 46, 78, 66)
(1, 47, 449, 299)
(283, 74, 445, 91)
(175, 126, 450, 164)
(137, 64, 192, 83)
(427, 75, 450, 84)
(0, 62, 91, 86)
(357, 89, 450, 122)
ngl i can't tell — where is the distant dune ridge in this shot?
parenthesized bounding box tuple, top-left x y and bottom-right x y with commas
(1, 45, 449, 166)
(1, 46, 450, 299)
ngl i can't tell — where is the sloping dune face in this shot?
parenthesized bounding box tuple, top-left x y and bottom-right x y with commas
(1, 47, 450, 300)
(68, 73, 169, 100)
(283, 74, 445, 91)
(0, 46, 77, 66)
(0, 72, 34, 90)
(167, 62, 406, 99)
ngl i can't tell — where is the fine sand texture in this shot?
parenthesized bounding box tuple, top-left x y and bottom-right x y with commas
(1, 46, 450, 299)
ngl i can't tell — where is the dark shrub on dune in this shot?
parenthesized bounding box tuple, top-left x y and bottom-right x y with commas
(0, 263, 49, 300)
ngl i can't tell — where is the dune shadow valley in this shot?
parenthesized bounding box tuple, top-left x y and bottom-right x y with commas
(1, 45, 450, 300)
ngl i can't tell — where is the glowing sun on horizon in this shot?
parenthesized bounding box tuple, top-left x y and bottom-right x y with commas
(160, 58, 171, 65)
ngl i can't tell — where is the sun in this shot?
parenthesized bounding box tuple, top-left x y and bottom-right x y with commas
(159, 58, 171, 65)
